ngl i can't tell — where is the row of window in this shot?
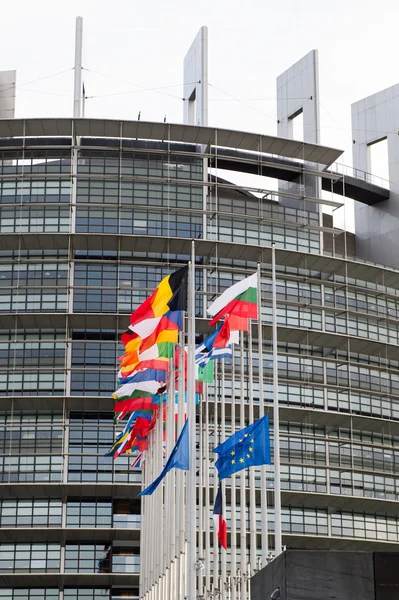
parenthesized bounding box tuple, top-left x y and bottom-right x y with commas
(0, 151, 71, 176)
(2, 507, 399, 555)
(0, 455, 140, 484)
(208, 216, 320, 253)
(77, 151, 202, 179)
(1, 448, 399, 497)
(2, 364, 399, 424)
(76, 180, 203, 209)
(0, 207, 323, 252)
(0, 543, 139, 574)
(0, 590, 137, 599)
(215, 195, 319, 226)
(0, 180, 71, 204)
(0, 262, 68, 287)
(0, 499, 140, 529)
(3, 261, 399, 326)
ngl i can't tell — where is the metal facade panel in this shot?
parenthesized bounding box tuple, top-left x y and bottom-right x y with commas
(0, 70, 16, 119)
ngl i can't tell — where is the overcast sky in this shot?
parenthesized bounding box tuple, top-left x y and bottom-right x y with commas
(1, 0, 398, 229)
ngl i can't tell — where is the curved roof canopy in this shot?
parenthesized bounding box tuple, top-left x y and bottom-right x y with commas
(0, 117, 343, 166)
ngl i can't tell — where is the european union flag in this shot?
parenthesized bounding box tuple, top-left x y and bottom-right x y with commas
(214, 415, 271, 480)
(138, 419, 189, 496)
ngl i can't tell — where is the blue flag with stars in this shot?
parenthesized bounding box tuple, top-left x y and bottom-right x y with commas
(138, 419, 189, 496)
(213, 415, 271, 480)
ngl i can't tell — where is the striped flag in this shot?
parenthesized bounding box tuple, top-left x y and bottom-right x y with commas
(208, 272, 258, 325)
(213, 484, 227, 549)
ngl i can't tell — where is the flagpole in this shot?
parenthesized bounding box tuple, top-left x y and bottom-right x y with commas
(257, 262, 268, 566)
(271, 243, 282, 556)
(247, 319, 257, 573)
(220, 359, 227, 600)
(230, 343, 237, 600)
(239, 331, 247, 596)
(187, 240, 197, 600)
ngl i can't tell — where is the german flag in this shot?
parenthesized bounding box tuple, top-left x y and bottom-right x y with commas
(130, 266, 188, 330)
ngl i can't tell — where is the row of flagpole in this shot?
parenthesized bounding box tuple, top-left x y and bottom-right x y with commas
(135, 242, 282, 599)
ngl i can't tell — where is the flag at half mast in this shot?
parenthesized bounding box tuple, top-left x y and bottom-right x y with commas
(207, 272, 258, 325)
(214, 414, 271, 480)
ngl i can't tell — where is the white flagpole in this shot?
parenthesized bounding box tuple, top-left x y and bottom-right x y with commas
(204, 383, 211, 593)
(187, 241, 197, 599)
(247, 319, 257, 573)
(257, 262, 269, 566)
(212, 361, 220, 596)
(271, 243, 282, 556)
(220, 359, 227, 600)
(239, 332, 247, 600)
(230, 343, 237, 600)
(198, 392, 204, 599)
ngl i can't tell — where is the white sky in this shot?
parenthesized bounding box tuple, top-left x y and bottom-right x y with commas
(1, 0, 398, 230)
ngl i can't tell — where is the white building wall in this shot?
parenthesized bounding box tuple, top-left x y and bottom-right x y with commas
(0, 70, 16, 119)
(183, 26, 208, 126)
(276, 50, 320, 210)
(352, 84, 399, 268)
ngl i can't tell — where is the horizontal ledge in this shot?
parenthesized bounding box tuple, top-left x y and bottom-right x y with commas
(280, 489, 399, 517)
(0, 482, 141, 499)
(0, 527, 140, 543)
(0, 572, 139, 587)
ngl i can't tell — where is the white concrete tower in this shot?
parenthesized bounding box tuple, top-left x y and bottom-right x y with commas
(0, 70, 16, 118)
(352, 84, 399, 268)
(73, 16, 84, 118)
(183, 26, 208, 126)
(276, 50, 321, 209)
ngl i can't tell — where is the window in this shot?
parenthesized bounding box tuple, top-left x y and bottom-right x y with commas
(65, 544, 111, 573)
(0, 499, 62, 527)
(0, 544, 60, 572)
(66, 500, 112, 528)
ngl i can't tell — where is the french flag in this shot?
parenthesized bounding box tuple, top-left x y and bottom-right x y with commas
(213, 484, 227, 549)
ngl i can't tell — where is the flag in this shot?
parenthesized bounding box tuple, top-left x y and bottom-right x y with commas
(208, 273, 258, 325)
(105, 428, 133, 457)
(197, 360, 214, 383)
(119, 358, 169, 380)
(139, 310, 181, 353)
(117, 367, 168, 386)
(138, 419, 189, 496)
(131, 452, 144, 468)
(196, 324, 238, 354)
(213, 484, 227, 549)
(130, 266, 188, 331)
(214, 415, 271, 480)
(114, 396, 156, 418)
(196, 345, 232, 368)
(113, 380, 162, 399)
(120, 342, 174, 368)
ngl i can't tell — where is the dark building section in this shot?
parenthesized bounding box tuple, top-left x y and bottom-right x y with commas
(251, 551, 399, 600)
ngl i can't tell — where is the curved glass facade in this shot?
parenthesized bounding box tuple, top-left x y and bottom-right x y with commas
(1, 122, 399, 597)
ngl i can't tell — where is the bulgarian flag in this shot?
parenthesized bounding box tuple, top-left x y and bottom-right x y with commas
(208, 273, 258, 325)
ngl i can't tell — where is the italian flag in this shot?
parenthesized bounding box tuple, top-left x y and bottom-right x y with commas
(207, 273, 258, 325)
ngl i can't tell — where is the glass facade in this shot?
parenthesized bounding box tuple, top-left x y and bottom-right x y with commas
(1, 125, 399, 596)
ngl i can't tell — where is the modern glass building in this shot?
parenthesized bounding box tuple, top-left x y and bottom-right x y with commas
(0, 115, 399, 600)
